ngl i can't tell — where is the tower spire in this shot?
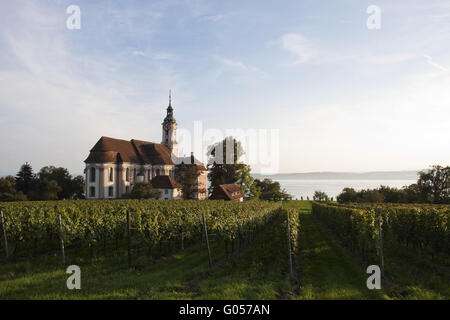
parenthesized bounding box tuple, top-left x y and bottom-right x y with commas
(162, 90, 178, 157)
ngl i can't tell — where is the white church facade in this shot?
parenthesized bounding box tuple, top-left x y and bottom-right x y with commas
(84, 96, 207, 200)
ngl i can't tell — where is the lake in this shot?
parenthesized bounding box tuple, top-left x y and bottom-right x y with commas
(277, 179, 416, 200)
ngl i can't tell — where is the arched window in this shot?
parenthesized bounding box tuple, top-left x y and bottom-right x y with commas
(126, 168, 130, 181)
(90, 167, 96, 182)
(109, 167, 113, 182)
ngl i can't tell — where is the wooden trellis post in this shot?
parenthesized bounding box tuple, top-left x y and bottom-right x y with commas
(286, 212, 293, 276)
(127, 210, 131, 269)
(202, 213, 212, 269)
(57, 213, 66, 265)
(378, 218, 385, 282)
(181, 231, 184, 251)
(0, 210, 9, 260)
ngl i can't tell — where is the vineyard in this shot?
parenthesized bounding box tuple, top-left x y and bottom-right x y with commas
(0, 200, 286, 263)
(0, 200, 448, 299)
(312, 202, 450, 266)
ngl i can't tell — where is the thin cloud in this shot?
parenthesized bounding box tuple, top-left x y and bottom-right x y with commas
(199, 14, 226, 22)
(132, 50, 146, 57)
(215, 56, 263, 73)
(278, 33, 316, 64)
(212, 55, 266, 84)
(365, 53, 418, 65)
(423, 55, 448, 72)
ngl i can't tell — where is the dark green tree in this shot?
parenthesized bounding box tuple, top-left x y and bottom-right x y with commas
(359, 189, 385, 203)
(337, 188, 358, 203)
(175, 164, 201, 199)
(253, 178, 292, 201)
(0, 176, 27, 201)
(15, 162, 36, 195)
(207, 136, 254, 197)
(417, 165, 450, 203)
(29, 178, 62, 201)
(38, 166, 72, 199)
(126, 182, 162, 199)
(313, 190, 329, 201)
(378, 185, 405, 203)
(71, 175, 85, 199)
(38, 166, 84, 199)
(402, 183, 421, 203)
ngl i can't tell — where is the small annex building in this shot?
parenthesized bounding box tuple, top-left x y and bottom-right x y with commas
(209, 184, 244, 201)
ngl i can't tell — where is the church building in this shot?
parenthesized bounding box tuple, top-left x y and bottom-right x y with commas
(84, 95, 207, 200)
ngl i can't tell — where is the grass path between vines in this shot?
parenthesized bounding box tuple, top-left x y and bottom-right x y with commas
(284, 201, 386, 300)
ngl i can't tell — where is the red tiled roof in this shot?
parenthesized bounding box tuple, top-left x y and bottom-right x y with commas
(151, 175, 182, 189)
(132, 139, 174, 165)
(84, 136, 174, 165)
(210, 184, 244, 200)
(84, 151, 119, 163)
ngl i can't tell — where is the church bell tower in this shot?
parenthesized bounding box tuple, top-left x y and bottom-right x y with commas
(162, 91, 178, 157)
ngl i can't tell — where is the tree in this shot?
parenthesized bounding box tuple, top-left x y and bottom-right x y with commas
(38, 166, 85, 199)
(337, 187, 384, 203)
(402, 183, 421, 203)
(0, 176, 27, 201)
(253, 179, 292, 201)
(71, 175, 85, 199)
(313, 190, 329, 201)
(359, 189, 384, 203)
(378, 185, 405, 203)
(417, 165, 450, 203)
(29, 178, 62, 201)
(207, 136, 254, 197)
(337, 188, 358, 203)
(175, 164, 201, 200)
(126, 182, 162, 199)
(15, 162, 36, 195)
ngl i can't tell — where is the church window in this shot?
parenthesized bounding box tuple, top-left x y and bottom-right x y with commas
(90, 167, 96, 182)
(126, 168, 130, 181)
(109, 167, 113, 182)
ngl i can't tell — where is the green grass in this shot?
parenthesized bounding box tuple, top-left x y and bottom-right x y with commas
(285, 201, 386, 300)
(381, 243, 450, 299)
(0, 240, 225, 299)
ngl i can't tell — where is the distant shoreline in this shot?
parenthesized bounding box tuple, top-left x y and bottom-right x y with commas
(252, 170, 419, 181)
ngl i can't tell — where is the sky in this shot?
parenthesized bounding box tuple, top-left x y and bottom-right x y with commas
(0, 0, 449, 175)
